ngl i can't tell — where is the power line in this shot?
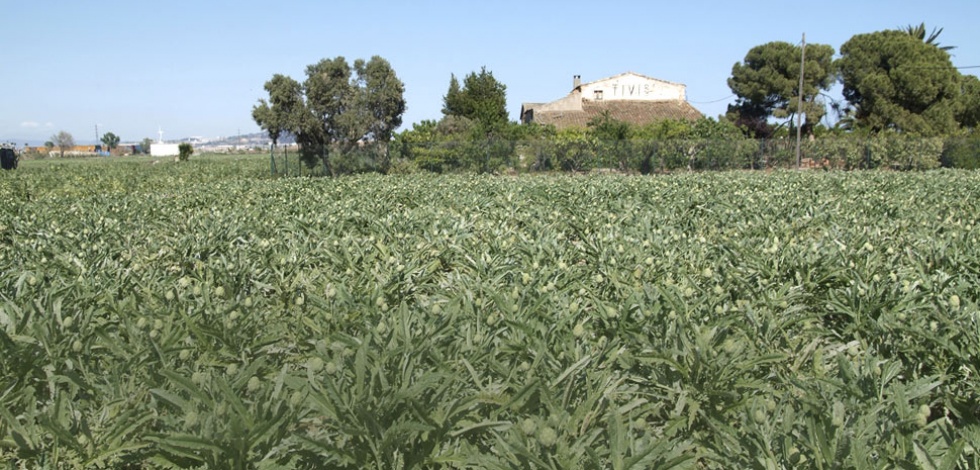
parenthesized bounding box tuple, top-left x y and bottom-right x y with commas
(903, 64, 980, 70)
(863, 64, 980, 70)
(689, 94, 735, 104)
(690, 65, 976, 107)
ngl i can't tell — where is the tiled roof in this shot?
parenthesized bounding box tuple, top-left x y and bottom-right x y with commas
(529, 100, 703, 129)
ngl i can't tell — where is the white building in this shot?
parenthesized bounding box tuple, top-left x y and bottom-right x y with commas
(150, 143, 180, 157)
(521, 72, 702, 129)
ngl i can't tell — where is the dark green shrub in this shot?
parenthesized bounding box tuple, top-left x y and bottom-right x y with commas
(942, 136, 980, 169)
(178, 143, 194, 162)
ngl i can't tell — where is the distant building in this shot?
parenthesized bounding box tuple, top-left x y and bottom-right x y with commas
(150, 143, 180, 157)
(521, 72, 702, 130)
(24, 145, 105, 157)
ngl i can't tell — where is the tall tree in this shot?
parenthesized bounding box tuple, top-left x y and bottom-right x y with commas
(442, 67, 508, 131)
(252, 74, 305, 146)
(100, 132, 120, 153)
(902, 23, 955, 51)
(303, 56, 354, 165)
(52, 131, 74, 158)
(727, 41, 835, 138)
(838, 29, 960, 136)
(254, 56, 406, 172)
(442, 74, 463, 116)
(355, 56, 406, 167)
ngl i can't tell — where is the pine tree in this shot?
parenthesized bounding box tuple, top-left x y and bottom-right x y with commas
(442, 74, 463, 117)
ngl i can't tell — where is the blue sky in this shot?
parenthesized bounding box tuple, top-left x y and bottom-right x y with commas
(3, 0, 979, 145)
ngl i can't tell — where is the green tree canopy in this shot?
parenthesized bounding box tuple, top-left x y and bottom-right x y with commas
(956, 74, 980, 129)
(441, 67, 508, 132)
(100, 132, 120, 152)
(391, 117, 472, 173)
(354, 56, 406, 154)
(838, 29, 961, 136)
(635, 118, 695, 140)
(303, 56, 352, 153)
(689, 117, 747, 140)
(252, 74, 305, 145)
(442, 74, 463, 117)
(727, 41, 835, 138)
(253, 55, 406, 172)
(587, 111, 632, 142)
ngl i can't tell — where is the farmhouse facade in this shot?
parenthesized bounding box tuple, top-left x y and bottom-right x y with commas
(520, 72, 702, 129)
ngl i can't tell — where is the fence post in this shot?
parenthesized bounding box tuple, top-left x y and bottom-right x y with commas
(651, 141, 659, 174)
(759, 138, 766, 170)
(865, 139, 871, 169)
(485, 134, 491, 174)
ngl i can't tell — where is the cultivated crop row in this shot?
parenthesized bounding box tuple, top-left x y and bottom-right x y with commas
(1, 160, 979, 468)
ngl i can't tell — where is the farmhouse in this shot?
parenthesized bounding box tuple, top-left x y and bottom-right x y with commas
(520, 72, 702, 129)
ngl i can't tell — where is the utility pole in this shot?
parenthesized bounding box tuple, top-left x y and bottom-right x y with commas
(795, 33, 806, 169)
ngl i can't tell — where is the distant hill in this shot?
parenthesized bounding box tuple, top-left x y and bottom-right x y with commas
(4, 132, 296, 151)
(185, 132, 296, 149)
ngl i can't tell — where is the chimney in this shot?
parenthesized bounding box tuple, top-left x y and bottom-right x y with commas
(573, 75, 581, 89)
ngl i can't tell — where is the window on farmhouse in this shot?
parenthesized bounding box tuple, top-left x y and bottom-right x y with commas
(594, 90, 603, 100)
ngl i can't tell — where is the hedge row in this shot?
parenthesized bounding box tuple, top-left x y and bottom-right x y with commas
(279, 135, 980, 175)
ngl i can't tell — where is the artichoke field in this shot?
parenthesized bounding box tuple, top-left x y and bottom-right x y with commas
(1, 158, 979, 468)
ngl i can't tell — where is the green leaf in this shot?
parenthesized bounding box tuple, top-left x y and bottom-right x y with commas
(914, 441, 938, 470)
(151, 389, 198, 418)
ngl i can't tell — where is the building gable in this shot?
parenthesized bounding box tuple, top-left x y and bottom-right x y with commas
(579, 72, 686, 102)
